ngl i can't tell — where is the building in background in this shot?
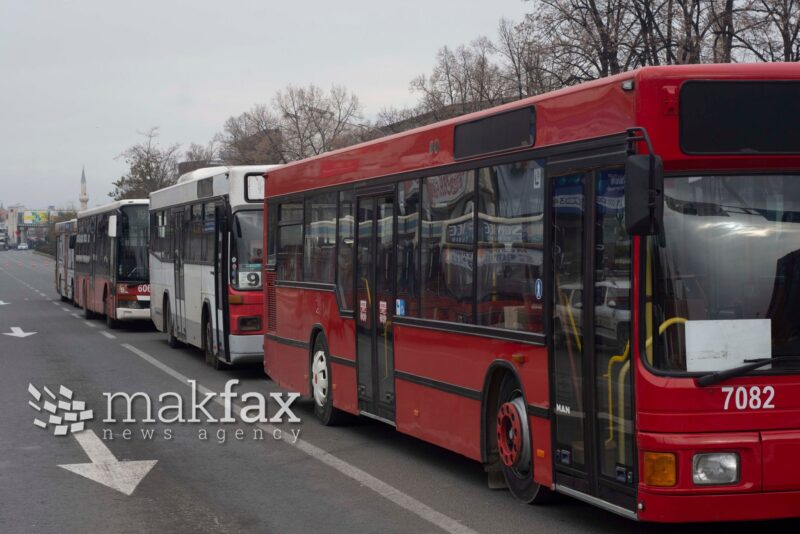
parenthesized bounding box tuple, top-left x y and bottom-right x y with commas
(79, 166, 89, 211)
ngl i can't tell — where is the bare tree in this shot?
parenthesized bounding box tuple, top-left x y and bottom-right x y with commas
(218, 104, 287, 165)
(495, 17, 567, 96)
(184, 140, 218, 163)
(410, 39, 513, 120)
(273, 84, 363, 159)
(526, 0, 641, 80)
(110, 127, 180, 200)
(738, 0, 800, 61)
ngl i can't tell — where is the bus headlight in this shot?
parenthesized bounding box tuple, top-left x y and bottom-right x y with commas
(692, 453, 739, 485)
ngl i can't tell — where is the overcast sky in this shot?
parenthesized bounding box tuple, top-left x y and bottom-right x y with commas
(0, 0, 529, 209)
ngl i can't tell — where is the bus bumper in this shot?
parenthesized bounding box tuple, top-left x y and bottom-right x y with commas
(116, 308, 151, 321)
(638, 488, 800, 522)
(228, 334, 264, 365)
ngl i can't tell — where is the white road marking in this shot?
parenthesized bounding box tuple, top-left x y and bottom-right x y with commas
(3, 327, 37, 338)
(71, 313, 81, 319)
(83, 321, 97, 328)
(61, 307, 70, 312)
(59, 429, 157, 496)
(100, 331, 116, 339)
(121, 343, 477, 534)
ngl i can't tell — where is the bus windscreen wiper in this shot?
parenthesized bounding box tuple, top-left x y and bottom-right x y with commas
(696, 355, 800, 387)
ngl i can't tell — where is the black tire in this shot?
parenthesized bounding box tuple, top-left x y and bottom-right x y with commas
(496, 374, 554, 504)
(310, 335, 348, 426)
(204, 314, 223, 370)
(104, 295, 120, 329)
(83, 285, 95, 319)
(106, 310, 120, 329)
(164, 299, 181, 348)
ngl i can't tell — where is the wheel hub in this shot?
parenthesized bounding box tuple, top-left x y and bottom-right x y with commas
(496, 396, 531, 469)
(311, 350, 329, 407)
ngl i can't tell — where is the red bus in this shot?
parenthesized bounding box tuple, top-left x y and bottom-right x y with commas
(75, 200, 151, 328)
(263, 64, 800, 522)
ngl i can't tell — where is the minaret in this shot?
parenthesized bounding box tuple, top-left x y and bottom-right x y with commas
(79, 166, 89, 211)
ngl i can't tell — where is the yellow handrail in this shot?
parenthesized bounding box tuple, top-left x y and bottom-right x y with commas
(604, 317, 687, 449)
(604, 341, 630, 447)
(361, 276, 372, 306)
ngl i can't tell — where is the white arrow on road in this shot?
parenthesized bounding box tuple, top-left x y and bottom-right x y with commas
(0, 300, 9, 306)
(59, 430, 157, 496)
(3, 327, 36, 338)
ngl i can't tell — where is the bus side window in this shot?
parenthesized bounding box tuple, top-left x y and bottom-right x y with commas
(337, 191, 354, 309)
(277, 202, 303, 281)
(421, 171, 475, 324)
(396, 179, 420, 317)
(476, 160, 545, 332)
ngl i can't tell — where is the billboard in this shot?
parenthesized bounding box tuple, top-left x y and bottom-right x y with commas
(22, 211, 49, 226)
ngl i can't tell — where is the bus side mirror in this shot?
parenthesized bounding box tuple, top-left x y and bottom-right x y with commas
(108, 215, 118, 238)
(625, 154, 663, 236)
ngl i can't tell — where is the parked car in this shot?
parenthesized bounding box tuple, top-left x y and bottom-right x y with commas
(17, 242, 29, 250)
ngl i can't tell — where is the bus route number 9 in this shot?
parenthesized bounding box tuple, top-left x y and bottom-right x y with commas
(239, 272, 261, 288)
(721, 386, 775, 411)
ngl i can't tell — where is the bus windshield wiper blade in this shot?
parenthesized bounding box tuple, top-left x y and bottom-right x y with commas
(696, 355, 800, 387)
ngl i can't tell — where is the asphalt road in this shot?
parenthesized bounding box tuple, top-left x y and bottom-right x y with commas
(1, 249, 798, 534)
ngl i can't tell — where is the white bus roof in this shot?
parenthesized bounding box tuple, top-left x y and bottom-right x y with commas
(149, 165, 280, 211)
(78, 199, 149, 219)
(54, 218, 78, 231)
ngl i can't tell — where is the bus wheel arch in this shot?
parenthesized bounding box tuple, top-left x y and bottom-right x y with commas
(481, 361, 553, 504)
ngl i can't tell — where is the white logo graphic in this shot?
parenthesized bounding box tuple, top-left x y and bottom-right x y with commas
(28, 383, 94, 436)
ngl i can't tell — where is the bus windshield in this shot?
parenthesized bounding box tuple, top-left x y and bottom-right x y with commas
(118, 205, 149, 282)
(231, 210, 263, 290)
(650, 174, 800, 373)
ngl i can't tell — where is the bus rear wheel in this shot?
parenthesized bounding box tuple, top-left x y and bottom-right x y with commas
(311, 335, 347, 426)
(495, 374, 554, 504)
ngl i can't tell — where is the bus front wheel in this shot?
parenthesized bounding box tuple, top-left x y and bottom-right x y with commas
(83, 285, 95, 320)
(204, 314, 223, 370)
(495, 374, 554, 504)
(164, 299, 181, 348)
(105, 296, 120, 329)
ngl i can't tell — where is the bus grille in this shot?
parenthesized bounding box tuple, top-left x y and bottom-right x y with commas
(266, 271, 276, 332)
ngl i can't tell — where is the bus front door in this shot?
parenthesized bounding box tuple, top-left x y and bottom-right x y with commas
(355, 192, 396, 423)
(550, 163, 636, 514)
(173, 206, 187, 338)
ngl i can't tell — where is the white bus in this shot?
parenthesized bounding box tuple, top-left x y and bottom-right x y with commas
(149, 165, 279, 369)
(54, 218, 77, 302)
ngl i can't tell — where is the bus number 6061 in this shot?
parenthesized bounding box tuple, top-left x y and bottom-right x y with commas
(721, 386, 775, 411)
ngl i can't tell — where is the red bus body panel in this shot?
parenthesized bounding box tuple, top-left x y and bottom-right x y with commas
(264, 64, 800, 522)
